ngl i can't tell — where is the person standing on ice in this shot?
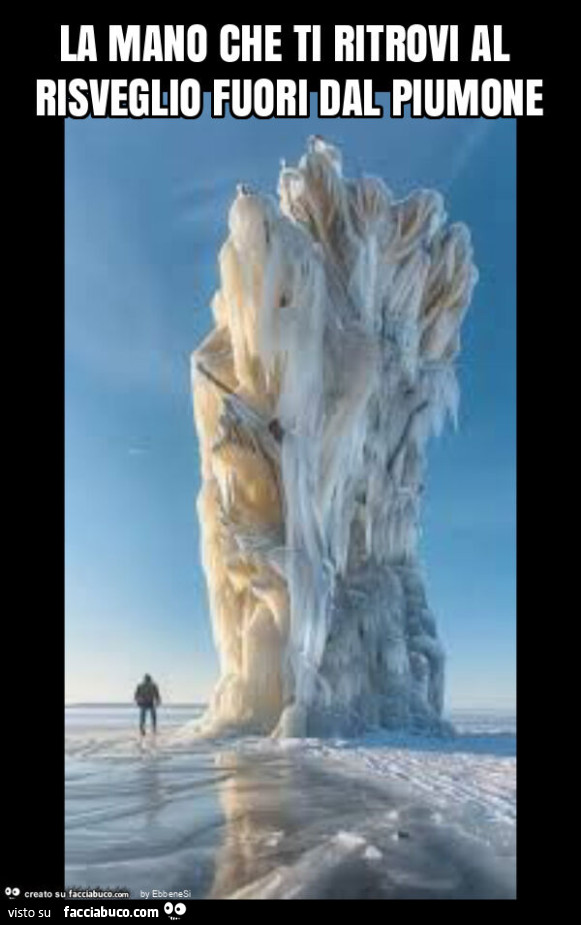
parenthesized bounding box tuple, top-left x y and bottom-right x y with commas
(134, 674, 161, 736)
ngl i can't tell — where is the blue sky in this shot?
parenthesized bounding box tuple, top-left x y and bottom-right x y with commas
(65, 100, 515, 710)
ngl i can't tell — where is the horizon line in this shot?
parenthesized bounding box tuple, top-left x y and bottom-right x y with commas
(65, 700, 516, 712)
(65, 701, 207, 707)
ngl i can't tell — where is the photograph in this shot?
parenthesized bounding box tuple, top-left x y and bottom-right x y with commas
(64, 112, 515, 901)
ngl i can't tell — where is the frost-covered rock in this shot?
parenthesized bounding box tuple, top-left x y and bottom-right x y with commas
(192, 139, 477, 737)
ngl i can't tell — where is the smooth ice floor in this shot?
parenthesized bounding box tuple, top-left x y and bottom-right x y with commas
(65, 706, 516, 900)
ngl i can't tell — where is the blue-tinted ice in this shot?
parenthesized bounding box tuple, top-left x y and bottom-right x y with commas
(65, 706, 515, 900)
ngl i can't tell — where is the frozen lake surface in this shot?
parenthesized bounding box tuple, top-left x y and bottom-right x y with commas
(65, 705, 516, 900)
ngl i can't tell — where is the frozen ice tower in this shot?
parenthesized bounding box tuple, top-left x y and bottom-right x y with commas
(192, 139, 478, 737)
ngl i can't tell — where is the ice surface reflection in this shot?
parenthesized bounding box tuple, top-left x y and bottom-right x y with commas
(65, 707, 515, 900)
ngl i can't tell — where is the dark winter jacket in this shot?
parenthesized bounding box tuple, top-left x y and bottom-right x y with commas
(134, 681, 161, 707)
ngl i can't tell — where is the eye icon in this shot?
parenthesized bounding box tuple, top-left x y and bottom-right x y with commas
(5, 888, 20, 897)
(165, 900, 187, 919)
(12, 889, 21, 897)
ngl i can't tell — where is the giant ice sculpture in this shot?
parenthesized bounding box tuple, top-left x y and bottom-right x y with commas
(192, 139, 477, 737)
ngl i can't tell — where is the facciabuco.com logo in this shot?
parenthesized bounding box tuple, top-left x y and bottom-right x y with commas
(63, 909, 159, 918)
(66, 888, 131, 899)
(164, 904, 187, 921)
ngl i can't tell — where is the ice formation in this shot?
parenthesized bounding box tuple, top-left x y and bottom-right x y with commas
(192, 139, 477, 737)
